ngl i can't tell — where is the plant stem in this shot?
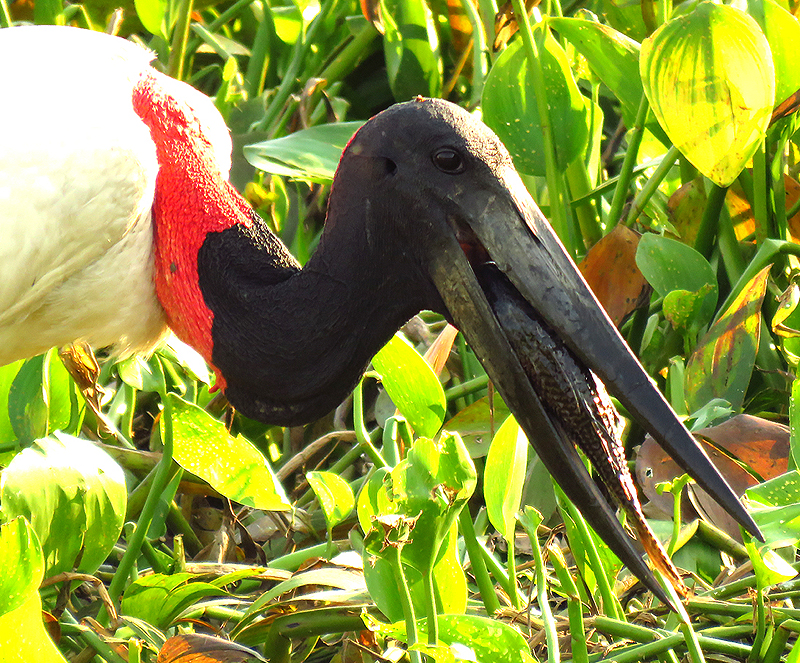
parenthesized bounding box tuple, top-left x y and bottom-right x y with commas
(458, 508, 501, 615)
(607, 95, 649, 227)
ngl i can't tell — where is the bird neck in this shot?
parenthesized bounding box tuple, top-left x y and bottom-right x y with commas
(133, 72, 430, 424)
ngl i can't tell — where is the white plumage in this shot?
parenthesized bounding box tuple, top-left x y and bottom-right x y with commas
(0, 26, 231, 365)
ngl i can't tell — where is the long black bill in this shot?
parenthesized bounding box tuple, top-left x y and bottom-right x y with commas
(427, 164, 762, 606)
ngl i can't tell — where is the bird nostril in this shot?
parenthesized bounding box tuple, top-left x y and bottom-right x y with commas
(383, 157, 397, 176)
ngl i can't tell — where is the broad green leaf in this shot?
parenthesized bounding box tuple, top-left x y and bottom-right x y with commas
(636, 235, 718, 346)
(641, 2, 775, 186)
(747, 471, 800, 546)
(484, 416, 527, 542)
(376, 614, 535, 662)
(747, 0, 800, 107)
(0, 519, 66, 663)
(134, 0, 168, 41)
(167, 394, 290, 511)
(306, 470, 354, 531)
(359, 435, 476, 619)
(380, 0, 443, 100)
(685, 266, 770, 412)
(8, 351, 71, 444)
(0, 360, 21, 445)
(0, 433, 126, 576)
(548, 16, 644, 127)
(791, 380, 800, 470)
(483, 29, 590, 176)
(244, 122, 362, 183)
(444, 393, 511, 458)
(745, 538, 798, 587)
(373, 334, 446, 439)
(122, 573, 227, 630)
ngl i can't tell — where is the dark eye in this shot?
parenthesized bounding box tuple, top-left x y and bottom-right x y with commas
(432, 148, 464, 174)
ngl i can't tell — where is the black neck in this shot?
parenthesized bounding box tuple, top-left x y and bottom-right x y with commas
(197, 204, 436, 425)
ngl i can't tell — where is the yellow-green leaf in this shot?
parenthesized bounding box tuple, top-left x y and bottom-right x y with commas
(641, 2, 775, 186)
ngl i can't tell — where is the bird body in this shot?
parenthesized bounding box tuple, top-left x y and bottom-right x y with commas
(0, 26, 232, 365)
(1, 25, 762, 605)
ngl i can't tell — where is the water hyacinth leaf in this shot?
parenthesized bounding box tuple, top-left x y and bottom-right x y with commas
(0, 432, 126, 577)
(376, 613, 535, 662)
(484, 415, 527, 542)
(380, 0, 443, 100)
(167, 394, 290, 511)
(636, 234, 718, 325)
(685, 267, 770, 413)
(306, 470, 355, 531)
(244, 122, 362, 183)
(482, 27, 590, 176)
(640, 2, 775, 186)
(443, 392, 511, 458)
(8, 352, 71, 444)
(0, 518, 66, 663)
(747, 0, 800, 107)
(0, 360, 21, 443)
(373, 334, 446, 439)
(548, 16, 644, 129)
(133, 0, 168, 41)
(122, 573, 228, 630)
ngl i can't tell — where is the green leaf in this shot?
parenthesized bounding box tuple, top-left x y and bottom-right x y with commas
(121, 573, 227, 630)
(0, 360, 21, 445)
(372, 334, 446, 439)
(482, 28, 590, 176)
(380, 0, 443, 100)
(747, 0, 800, 107)
(0, 433, 127, 576)
(484, 416, 527, 542)
(685, 266, 769, 412)
(640, 2, 775, 186)
(134, 0, 168, 41)
(636, 234, 717, 297)
(306, 470, 355, 531)
(8, 352, 71, 444)
(443, 393, 511, 459)
(167, 394, 290, 511)
(244, 122, 362, 183)
(0, 519, 66, 662)
(548, 16, 644, 128)
(376, 614, 535, 662)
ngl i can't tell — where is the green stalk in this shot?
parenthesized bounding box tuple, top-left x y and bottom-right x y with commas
(510, 0, 570, 252)
(716, 197, 746, 286)
(506, 525, 521, 608)
(258, 3, 330, 133)
(748, 585, 767, 663)
(693, 183, 727, 260)
(444, 374, 489, 401)
(62, 611, 128, 663)
(752, 141, 769, 243)
(391, 545, 423, 663)
(560, 492, 624, 620)
(520, 509, 559, 663)
(244, 0, 278, 98)
(607, 96, 650, 227)
(625, 144, 680, 227)
(104, 360, 174, 619)
(316, 22, 380, 89)
(353, 379, 387, 468)
(548, 545, 588, 663)
(458, 508, 501, 615)
(167, 0, 195, 80)
(458, 0, 488, 106)
(0, 0, 10, 27)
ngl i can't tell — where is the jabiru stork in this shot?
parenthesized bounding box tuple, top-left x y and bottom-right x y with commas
(0, 25, 760, 606)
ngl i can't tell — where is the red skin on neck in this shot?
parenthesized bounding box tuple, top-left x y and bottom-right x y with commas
(131, 72, 253, 390)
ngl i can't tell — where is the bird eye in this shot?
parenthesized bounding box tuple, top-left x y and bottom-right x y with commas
(432, 148, 464, 174)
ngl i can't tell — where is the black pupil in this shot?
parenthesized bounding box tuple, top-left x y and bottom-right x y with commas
(434, 148, 462, 173)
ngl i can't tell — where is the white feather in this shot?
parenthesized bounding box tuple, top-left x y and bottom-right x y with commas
(0, 26, 232, 365)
